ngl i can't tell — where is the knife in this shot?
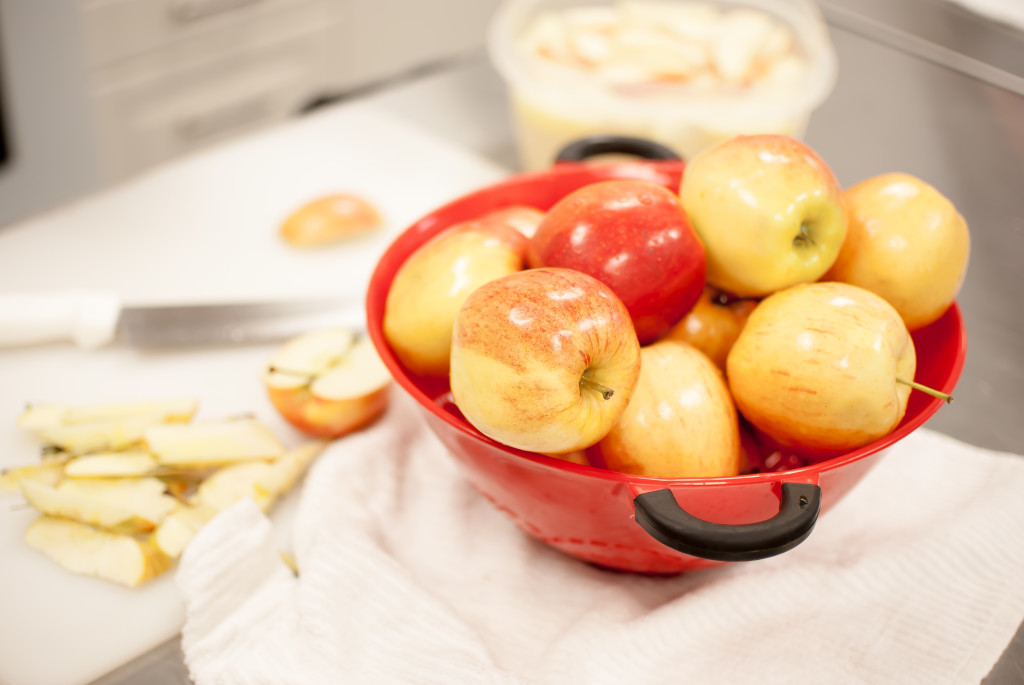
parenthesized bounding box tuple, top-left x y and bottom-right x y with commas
(0, 291, 367, 349)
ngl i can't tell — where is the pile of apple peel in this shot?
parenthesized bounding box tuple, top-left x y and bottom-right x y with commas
(1, 398, 328, 587)
(382, 134, 968, 479)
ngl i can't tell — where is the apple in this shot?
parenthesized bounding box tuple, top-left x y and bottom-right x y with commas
(679, 135, 847, 298)
(528, 179, 705, 344)
(280, 193, 382, 248)
(824, 172, 970, 330)
(449, 267, 641, 454)
(664, 286, 758, 370)
(594, 339, 743, 478)
(477, 205, 546, 239)
(264, 328, 391, 439)
(383, 219, 528, 376)
(727, 281, 923, 455)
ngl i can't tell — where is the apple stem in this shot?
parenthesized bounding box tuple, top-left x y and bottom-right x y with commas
(793, 223, 816, 248)
(580, 375, 614, 400)
(897, 377, 953, 404)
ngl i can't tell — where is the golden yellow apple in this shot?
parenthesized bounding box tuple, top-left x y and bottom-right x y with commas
(825, 172, 970, 330)
(664, 286, 758, 370)
(727, 281, 916, 455)
(383, 219, 528, 377)
(594, 340, 742, 478)
(679, 134, 847, 297)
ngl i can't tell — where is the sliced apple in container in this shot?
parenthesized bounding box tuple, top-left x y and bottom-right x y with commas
(25, 516, 173, 587)
(62, 450, 160, 478)
(145, 418, 284, 466)
(264, 329, 392, 439)
(19, 477, 177, 534)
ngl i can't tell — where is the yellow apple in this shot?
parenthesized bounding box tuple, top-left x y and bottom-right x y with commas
(383, 219, 528, 377)
(595, 339, 742, 478)
(664, 286, 758, 370)
(450, 267, 641, 454)
(679, 134, 847, 297)
(824, 172, 970, 330)
(727, 281, 916, 455)
(264, 328, 391, 439)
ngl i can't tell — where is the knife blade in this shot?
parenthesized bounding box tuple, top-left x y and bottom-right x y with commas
(0, 291, 366, 349)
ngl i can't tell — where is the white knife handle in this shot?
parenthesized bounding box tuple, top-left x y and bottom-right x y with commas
(0, 291, 122, 349)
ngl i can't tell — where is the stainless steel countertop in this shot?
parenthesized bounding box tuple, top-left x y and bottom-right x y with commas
(93, 1, 1024, 682)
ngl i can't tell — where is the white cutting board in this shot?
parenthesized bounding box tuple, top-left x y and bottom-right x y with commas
(0, 101, 508, 685)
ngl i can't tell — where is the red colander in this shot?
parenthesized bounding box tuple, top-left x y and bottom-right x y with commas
(365, 136, 967, 575)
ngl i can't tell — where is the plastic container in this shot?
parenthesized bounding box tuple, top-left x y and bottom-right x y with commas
(488, 0, 838, 169)
(365, 138, 967, 575)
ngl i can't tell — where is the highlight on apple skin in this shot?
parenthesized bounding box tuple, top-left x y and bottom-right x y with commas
(449, 267, 642, 455)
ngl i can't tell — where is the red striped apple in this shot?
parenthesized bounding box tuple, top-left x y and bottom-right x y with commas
(680, 135, 847, 298)
(528, 179, 705, 344)
(450, 267, 641, 454)
(727, 282, 919, 455)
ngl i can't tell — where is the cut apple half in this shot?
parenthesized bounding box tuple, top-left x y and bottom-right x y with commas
(264, 329, 392, 438)
(25, 516, 173, 587)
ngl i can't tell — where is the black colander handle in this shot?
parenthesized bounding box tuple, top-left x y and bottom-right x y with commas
(555, 135, 682, 164)
(633, 482, 821, 562)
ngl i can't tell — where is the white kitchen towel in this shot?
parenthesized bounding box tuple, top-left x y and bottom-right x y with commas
(177, 390, 1024, 685)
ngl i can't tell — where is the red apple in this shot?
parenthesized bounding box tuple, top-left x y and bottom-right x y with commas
(527, 179, 706, 344)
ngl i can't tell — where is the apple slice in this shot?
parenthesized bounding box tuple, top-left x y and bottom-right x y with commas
(62, 450, 160, 478)
(265, 330, 392, 439)
(18, 399, 197, 435)
(144, 418, 284, 466)
(20, 477, 178, 534)
(153, 503, 220, 559)
(32, 412, 174, 455)
(24, 516, 172, 587)
(154, 441, 327, 557)
(0, 463, 64, 494)
(195, 461, 277, 513)
(254, 440, 329, 499)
